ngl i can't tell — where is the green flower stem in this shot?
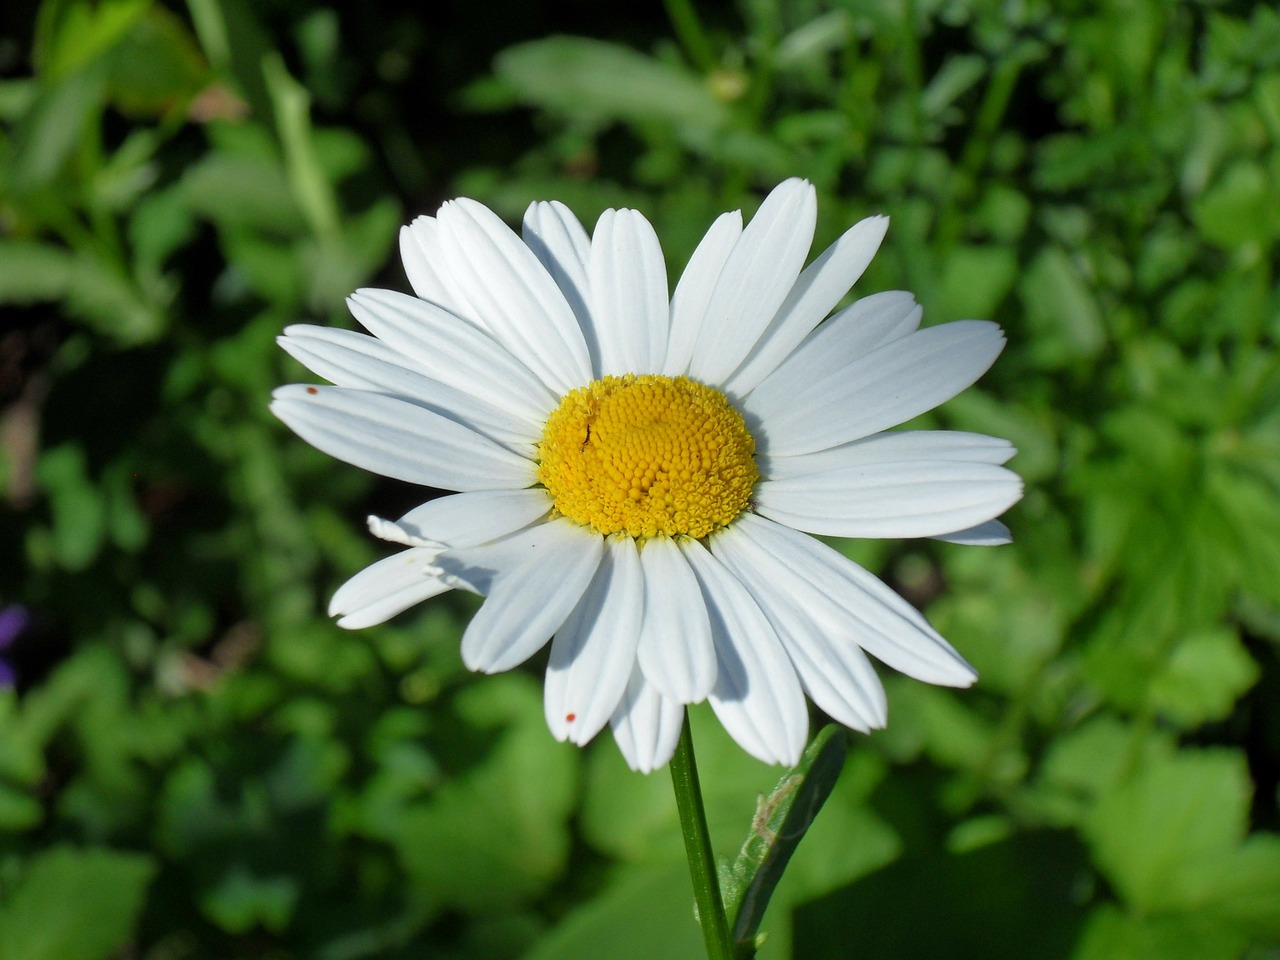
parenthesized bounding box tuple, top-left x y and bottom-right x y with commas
(670, 710, 737, 960)
(663, 0, 718, 73)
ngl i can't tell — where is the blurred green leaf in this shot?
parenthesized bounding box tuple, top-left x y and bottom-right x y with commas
(938, 243, 1018, 319)
(521, 864, 702, 960)
(1018, 245, 1106, 367)
(775, 12, 852, 72)
(8, 63, 106, 190)
(1071, 905, 1245, 960)
(105, 4, 208, 116)
(493, 36, 728, 130)
(200, 867, 299, 935)
(388, 675, 578, 910)
(178, 150, 304, 233)
(33, 443, 105, 571)
(0, 240, 77, 302)
(1146, 629, 1258, 727)
(1193, 161, 1279, 249)
(921, 54, 986, 119)
(1037, 718, 1173, 820)
(0, 783, 43, 831)
(1083, 746, 1280, 930)
(33, 0, 149, 79)
(0, 846, 155, 960)
(127, 184, 197, 272)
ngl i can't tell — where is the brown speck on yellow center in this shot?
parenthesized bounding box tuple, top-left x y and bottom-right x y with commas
(538, 374, 758, 539)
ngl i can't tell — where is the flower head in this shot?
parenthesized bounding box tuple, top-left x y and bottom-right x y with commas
(271, 179, 1021, 770)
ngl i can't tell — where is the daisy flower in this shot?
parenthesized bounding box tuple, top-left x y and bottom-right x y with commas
(271, 179, 1021, 771)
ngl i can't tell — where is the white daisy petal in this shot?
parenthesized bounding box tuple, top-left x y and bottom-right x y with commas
(712, 524, 887, 732)
(757, 429, 1015, 481)
(366, 515, 438, 548)
(725, 214, 890, 395)
(663, 210, 743, 376)
(392, 489, 552, 545)
(590, 208, 669, 375)
(399, 215, 477, 319)
(545, 537, 645, 745)
(740, 290, 920, 411)
(635, 535, 716, 703)
(435, 197, 592, 394)
(680, 539, 808, 766)
(347, 288, 555, 424)
(522, 200, 597, 369)
(336, 490, 554, 628)
(755, 444, 1024, 539)
(725, 514, 977, 687)
(279, 325, 541, 451)
(746, 320, 1007, 457)
(687, 178, 817, 384)
(270, 385, 535, 490)
(933, 519, 1013, 546)
(441, 519, 604, 673)
(610, 667, 684, 773)
(328, 547, 451, 629)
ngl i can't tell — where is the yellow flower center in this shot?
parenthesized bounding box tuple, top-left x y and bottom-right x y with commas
(538, 374, 758, 540)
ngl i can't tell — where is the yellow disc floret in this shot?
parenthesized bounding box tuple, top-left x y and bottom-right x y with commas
(538, 374, 758, 540)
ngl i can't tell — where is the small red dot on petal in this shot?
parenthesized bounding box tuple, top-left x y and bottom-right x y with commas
(306, 387, 319, 395)
(565, 713, 576, 723)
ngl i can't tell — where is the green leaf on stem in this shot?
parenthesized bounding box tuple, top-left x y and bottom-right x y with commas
(721, 724, 848, 951)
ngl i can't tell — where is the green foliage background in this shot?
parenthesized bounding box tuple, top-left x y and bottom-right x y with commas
(2, 0, 1280, 957)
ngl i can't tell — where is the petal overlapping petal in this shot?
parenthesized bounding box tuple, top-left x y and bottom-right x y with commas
(635, 535, 716, 703)
(328, 548, 451, 629)
(757, 429, 1015, 480)
(270, 385, 535, 490)
(663, 210, 742, 376)
(391, 489, 552, 545)
(347, 288, 555, 424)
(610, 667, 684, 774)
(680, 539, 809, 766)
(590, 208, 669, 376)
(725, 214, 889, 395)
(745, 320, 1006, 457)
(440, 518, 604, 674)
(720, 515, 977, 687)
(687, 179, 817, 384)
(545, 537, 645, 745)
(933, 519, 1013, 545)
(399, 215, 471, 317)
(712, 523, 888, 732)
(739, 291, 922, 414)
(329, 490, 551, 628)
(755, 431, 1023, 538)
(279, 325, 541, 451)
(434, 198, 593, 394)
(522, 200, 597, 368)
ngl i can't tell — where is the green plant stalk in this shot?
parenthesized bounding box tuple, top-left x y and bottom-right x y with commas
(670, 710, 737, 960)
(934, 53, 1024, 255)
(663, 0, 718, 73)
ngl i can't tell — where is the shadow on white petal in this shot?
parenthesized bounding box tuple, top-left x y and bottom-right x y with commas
(610, 667, 683, 773)
(680, 539, 808, 766)
(544, 537, 645, 745)
(442, 520, 604, 674)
